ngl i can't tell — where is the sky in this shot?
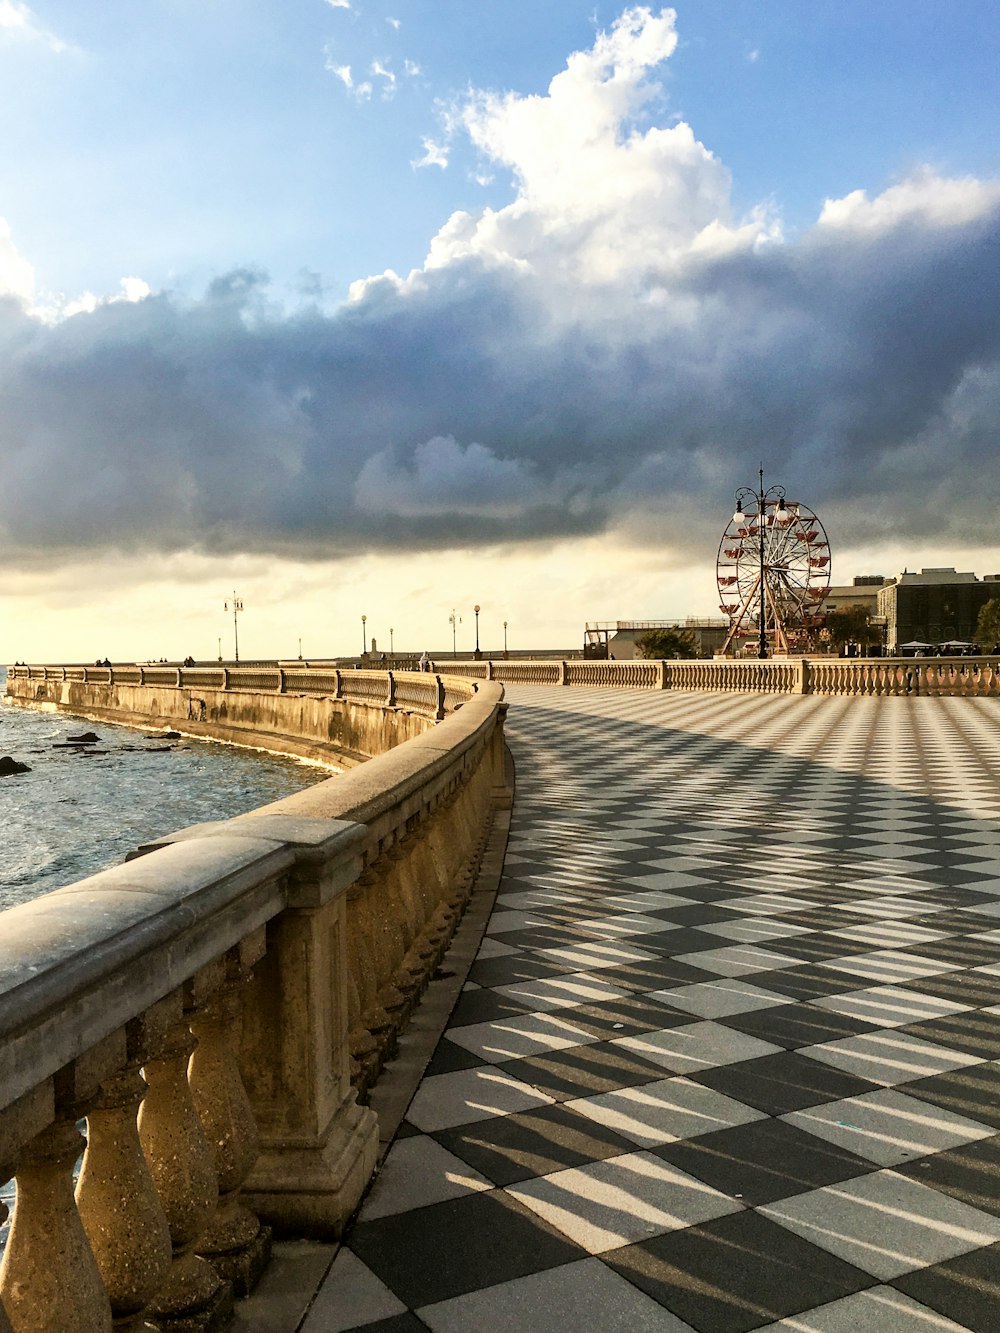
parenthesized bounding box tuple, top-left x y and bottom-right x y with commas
(1, 1, 999, 661)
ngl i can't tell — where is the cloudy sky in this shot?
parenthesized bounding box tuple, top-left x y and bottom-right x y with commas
(2, 2, 999, 661)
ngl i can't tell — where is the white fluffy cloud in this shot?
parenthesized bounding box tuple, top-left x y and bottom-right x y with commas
(1, 6, 999, 570)
(0, 0, 67, 52)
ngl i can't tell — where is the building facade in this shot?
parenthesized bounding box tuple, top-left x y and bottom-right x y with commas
(877, 569, 1000, 651)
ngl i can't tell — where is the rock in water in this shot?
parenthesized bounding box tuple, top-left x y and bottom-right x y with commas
(66, 731, 100, 743)
(0, 755, 31, 775)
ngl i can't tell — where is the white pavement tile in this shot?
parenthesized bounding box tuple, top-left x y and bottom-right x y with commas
(783, 1088, 996, 1166)
(476, 938, 521, 960)
(818, 951, 964, 984)
(494, 973, 633, 1012)
(841, 897, 943, 920)
(358, 1136, 494, 1220)
(300, 1248, 406, 1333)
(417, 1258, 697, 1333)
(755, 1285, 975, 1331)
(447, 1012, 600, 1063)
(716, 895, 816, 917)
(530, 940, 660, 971)
(406, 1067, 556, 1132)
(699, 918, 814, 944)
(613, 1021, 783, 1074)
(827, 922, 949, 949)
(804, 1030, 985, 1086)
(672, 944, 800, 977)
(760, 1168, 1000, 1279)
(630, 871, 716, 890)
(568, 1076, 766, 1147)
(577, 913, 685, 938)
(506, 1151, 742, 1253)
(659, 979, 788, 1019)
(812, 985, 972, 1028)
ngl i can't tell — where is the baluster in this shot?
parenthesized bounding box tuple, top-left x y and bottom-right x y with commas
(76, 1057, 172, 1331)
(0, 1117, 112, 1333)
(188, 947, 272, 1297)
(139, 1012, 232, 1332)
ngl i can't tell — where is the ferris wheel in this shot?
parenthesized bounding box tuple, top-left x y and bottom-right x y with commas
(716, 478, 831, 656)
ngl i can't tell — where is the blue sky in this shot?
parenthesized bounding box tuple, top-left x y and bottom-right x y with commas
(4, 2, 998, 299)
(1, 3, 999, 659)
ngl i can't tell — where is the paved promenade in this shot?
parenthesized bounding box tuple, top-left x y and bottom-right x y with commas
(306, 686, 1000, 1332)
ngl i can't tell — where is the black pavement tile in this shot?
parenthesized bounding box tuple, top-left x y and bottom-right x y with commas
(344, 1316, 429, 1333)
(584, 956, 719, 993)
(449, 989, 536, 1028)
(643, 903, 741, 927)
(909, 910, 1000, 934)
(739, 964, 858, 1002)
(765, 933, 878, 963)
(552, 993, 694, 1038)
(895, 1136, 1000, 1216)
(903, 1064, 1000, 1130)
(347, 1191, 586, 1309)
(906, 970, 1000, 1008)
(627, 927, 728, 955)
(690, 1050, 883, 1116)
(424, 1037, 487, 1077)
(606, 1209, 874, 1333)
(395, 1120, 421, 1139)
(466, 954, 578, 989)
(718, 1003, 880, 1050)
(501, 1042, 669, 1101)
(894, 1009, 1000, 1061)
(431, 1102, 637, 1186)
(906, 938, 1000, 969)
(778, 908, 875, 931)
(893, 1241, 1000, 1333)
(488, 926, 605, 950)
(651, 1118, 875, 1206)
(642, 881, 748, 903)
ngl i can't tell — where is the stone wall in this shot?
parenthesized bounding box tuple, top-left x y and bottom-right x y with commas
(0, 670, 508, 1331)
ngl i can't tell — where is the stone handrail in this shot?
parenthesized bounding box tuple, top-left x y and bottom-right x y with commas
(0, 671, 506, 1331)
(442, 655, 1000, 697)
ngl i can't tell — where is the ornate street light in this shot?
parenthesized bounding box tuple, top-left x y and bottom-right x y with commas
(731, 468, 789, 660)
(389, 626, 394, 655)
(361, 613, 367, 657)
(449, 609, 459, 658)
(503, 619, 508, 656)
(474, 604, 481, 658)
(224, 592, 243, 662)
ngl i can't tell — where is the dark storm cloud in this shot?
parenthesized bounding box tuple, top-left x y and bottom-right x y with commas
(2, 184, 999, 568)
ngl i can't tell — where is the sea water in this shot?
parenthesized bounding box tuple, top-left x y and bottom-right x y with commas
(0, 689, 328, 909)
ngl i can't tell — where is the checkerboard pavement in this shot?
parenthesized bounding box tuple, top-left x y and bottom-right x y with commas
(307, 688, 1000, 1332)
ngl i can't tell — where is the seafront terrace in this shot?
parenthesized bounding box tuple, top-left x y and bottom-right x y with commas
(304, 684, 1000, 1333)
(4, 665, 1000, 1330)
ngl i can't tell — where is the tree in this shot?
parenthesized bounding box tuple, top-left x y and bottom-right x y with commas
(635, 627, 699, 660)
(976, 598, 1000, 649)
(824, 605, 880, 650)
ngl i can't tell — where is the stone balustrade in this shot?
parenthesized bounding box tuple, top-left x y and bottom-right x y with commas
(444, 655, 1000, 697)
(0, 671, 507, 1331)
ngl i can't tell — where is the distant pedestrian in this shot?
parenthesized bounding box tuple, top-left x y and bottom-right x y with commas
(419, 650, 430, 672)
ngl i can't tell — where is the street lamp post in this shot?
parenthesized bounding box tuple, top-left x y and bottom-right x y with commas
(389, 627, 394, 655)
(224, 592, 243, 662)
(732, 467, 789, 661)
(503, 619, 508, 657)
(449, 609, 458, 658)
(473, 605, 481, 659)
(361, 614, 367, 658)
